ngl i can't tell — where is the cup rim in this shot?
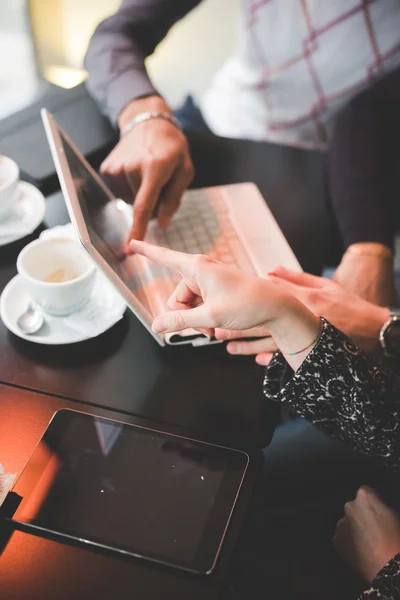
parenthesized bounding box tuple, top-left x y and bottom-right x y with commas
(16, 237, 96, 288)
(0, 155, 19, 192)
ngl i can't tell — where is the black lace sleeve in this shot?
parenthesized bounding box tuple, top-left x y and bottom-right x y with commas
(359, 553, 400, 599)
(263, 318, 400, 471)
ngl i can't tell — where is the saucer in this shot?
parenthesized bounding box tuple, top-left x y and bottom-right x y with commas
(0, 182, 46, 246)
(0, 272, 127, 345)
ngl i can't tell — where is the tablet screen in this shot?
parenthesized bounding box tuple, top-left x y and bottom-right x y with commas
(11, 411, 248, 574)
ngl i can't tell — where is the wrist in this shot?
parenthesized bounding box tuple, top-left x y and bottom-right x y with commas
(361, 305, 390, 354)
(345, 242, 393, 260)
(265, 292, 321, 368)
(118, 95, 172, 130)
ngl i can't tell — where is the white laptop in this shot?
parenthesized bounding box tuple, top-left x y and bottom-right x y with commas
(42, 109, 302, 347)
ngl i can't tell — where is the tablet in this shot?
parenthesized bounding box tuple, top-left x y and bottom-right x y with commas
(9, 410, 249, 574)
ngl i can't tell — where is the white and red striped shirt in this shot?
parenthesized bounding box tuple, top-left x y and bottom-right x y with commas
(201, 0, 400, 148)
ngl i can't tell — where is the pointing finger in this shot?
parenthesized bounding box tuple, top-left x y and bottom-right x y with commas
(130, 240, 192, 273)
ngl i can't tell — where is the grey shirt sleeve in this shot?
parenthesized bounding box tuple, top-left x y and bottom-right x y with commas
(85, 0, 201, 126)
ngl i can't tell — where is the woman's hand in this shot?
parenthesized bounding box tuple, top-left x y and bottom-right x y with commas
(333, 486, 400, 583)
(130, 241, 321, 370)
(102, 96, 194, 241)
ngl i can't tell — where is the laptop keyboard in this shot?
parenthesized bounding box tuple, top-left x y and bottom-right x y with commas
(130, 188, 256, 312)
(145, 188, 255, 283)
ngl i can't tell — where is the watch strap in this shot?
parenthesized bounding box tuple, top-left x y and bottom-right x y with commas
(379, 308, 400, 358)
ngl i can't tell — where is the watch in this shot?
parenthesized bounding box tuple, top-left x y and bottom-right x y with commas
(379, 309, 400, 359)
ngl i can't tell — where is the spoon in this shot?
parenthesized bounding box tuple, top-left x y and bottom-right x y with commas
(17, 301, 44, 335)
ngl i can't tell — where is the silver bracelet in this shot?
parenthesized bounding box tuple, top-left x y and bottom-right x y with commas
(120, 111, 181, 137)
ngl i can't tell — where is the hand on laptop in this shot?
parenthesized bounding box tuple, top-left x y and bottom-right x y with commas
(214, 267, 390, 360)
(101, 96, 194, 241)
(130, 240, 322, 371)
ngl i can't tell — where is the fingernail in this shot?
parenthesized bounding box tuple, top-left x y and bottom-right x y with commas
(152, 319, 167, 334)
(227, 343, 238, 353)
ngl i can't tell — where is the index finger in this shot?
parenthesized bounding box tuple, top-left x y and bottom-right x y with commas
(129, 174, 161, 241)
(130, 239, 192, 273)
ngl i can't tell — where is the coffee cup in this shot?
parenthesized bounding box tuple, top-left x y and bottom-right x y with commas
(17, 237, 96, 316)
(0, 155, 19, 220)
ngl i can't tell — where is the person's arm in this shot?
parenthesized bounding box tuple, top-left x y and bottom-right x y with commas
(329, 67, 400, 306)
(129, 239, 400, 471)
(329, 67, 400, 251)
(85, 0, 200, 241)
(85, 0, 201, 125)
(263, 318, 400, 470)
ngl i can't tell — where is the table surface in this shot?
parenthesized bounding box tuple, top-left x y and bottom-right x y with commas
(0, 126, 329, 449)
(0, 85, 330, 598)
(0, 385, 261, 600)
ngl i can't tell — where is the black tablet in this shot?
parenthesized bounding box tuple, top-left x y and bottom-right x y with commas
(9, 410, 249, 574)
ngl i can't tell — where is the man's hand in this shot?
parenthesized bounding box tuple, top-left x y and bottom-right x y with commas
(101, 95, 194, 241)
(333, 486, 400, 583)
(216, 267, 389, 358)
(334, 243, 397, 307)
(268, 267, 389, 353)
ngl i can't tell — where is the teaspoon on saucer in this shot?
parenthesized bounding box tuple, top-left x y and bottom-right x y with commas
(17, 301, 44, 335)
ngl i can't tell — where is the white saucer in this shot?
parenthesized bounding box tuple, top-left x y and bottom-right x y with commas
(0, 273, 127, 345)
(0, 182, 46, 246)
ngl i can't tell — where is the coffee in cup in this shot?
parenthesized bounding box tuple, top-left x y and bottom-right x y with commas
(0, 155, 19, 220)
(17, 237, 96, 316)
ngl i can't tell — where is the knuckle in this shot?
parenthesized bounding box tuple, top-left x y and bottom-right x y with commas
(192, 254, 211, 270)
(102, 162, 121, 176)
(171, 312, 186, 331)
(344, 501, 352, 516)
(356, 486, 368, 502)
(143, 154, 164, 170)
(306, 288, 320, 304)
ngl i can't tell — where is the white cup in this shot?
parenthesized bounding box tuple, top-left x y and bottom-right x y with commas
(17, 238, 96, 316)
(0, 155, 19, 220)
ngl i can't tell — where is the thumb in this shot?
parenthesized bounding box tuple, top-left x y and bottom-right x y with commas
(152, 305, 212, 333)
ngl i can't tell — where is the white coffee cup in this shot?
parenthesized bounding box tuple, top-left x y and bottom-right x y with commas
(0, 155, 19, 220)
(17, 237, 96, 316)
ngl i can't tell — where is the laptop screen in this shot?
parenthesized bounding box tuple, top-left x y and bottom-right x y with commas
(58, 129, 153, 315)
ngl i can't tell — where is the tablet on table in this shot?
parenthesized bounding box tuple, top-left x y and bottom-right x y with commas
(9, 410, 249, 575)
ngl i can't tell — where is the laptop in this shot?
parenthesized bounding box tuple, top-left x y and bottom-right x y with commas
(42, 108, 301, 347)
